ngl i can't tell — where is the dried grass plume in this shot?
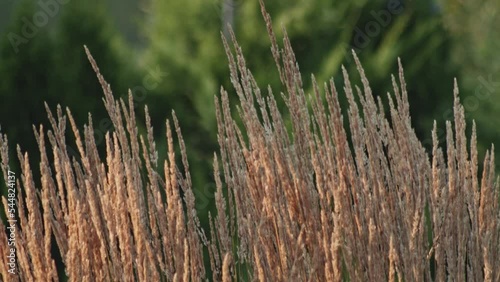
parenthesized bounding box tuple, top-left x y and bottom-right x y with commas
(1, 2, 499, 281)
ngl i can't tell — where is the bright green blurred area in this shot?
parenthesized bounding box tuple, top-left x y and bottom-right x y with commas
(0, 0, 499, 220)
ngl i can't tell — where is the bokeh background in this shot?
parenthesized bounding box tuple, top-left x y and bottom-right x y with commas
(0, 0, 499, 231)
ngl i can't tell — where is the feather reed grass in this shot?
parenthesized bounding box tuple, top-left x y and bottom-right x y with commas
(1, 2, 499, 281)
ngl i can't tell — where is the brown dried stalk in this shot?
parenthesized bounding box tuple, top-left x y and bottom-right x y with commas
(1, 2, 499, 281)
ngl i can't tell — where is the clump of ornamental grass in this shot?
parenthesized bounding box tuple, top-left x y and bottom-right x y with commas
(1, 2, 499, 281)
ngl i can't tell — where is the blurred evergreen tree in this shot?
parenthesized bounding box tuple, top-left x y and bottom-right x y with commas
(53, 0, 138, 147)
(0, 0, 136, 167)
(0, 1, 138, 228)
(0, 1, 58, 174)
